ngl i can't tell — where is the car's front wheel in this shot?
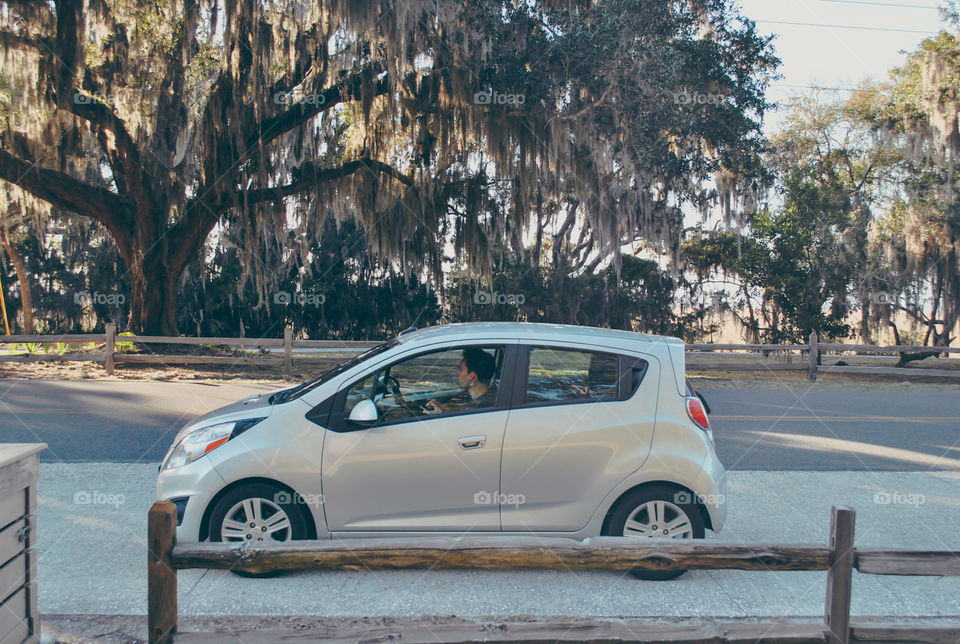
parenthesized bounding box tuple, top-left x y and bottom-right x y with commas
(603, 485, 705, 581)
(207, 483, 309, 576)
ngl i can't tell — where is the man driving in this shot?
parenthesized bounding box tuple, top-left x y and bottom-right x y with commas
(424, 348, 498, 414)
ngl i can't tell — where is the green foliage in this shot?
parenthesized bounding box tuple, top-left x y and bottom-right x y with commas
(447, 255, 679, 335)
(14, 342, 37, 354)
(115, 332, 137, 353)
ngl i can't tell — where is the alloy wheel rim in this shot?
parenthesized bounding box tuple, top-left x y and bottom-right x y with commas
(622, 500, 693, 538)
(220, 498, 292, 543)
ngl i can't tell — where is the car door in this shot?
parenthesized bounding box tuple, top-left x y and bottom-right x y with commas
(499, 343, 659, 531)
(322, 342, 516, 532)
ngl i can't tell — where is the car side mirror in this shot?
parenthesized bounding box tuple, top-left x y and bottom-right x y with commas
(347, 399, 380, 425)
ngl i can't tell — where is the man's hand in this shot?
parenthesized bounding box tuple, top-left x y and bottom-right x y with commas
(424, 399, 445, 414)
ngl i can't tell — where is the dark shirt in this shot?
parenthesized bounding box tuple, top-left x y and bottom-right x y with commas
(441, 386, 499, 411)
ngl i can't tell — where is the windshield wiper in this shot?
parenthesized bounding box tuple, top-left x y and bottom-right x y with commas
(269, 382, 309, 405)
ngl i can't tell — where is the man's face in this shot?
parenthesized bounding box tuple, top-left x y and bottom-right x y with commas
(457, 359, 476, 387)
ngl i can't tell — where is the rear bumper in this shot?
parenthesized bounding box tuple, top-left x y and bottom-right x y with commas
(693, 448, 727, 532)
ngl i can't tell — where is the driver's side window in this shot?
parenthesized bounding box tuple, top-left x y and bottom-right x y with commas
(344, 345, 504, 427)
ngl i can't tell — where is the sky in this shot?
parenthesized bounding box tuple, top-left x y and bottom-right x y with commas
(737, 0, 949, 130)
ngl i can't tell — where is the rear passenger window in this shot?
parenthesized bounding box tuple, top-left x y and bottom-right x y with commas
(525, 347, 620, 403)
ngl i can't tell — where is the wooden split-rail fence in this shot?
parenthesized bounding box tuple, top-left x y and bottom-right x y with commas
(147, 502, 960, 644)
(2, 328, 959, 381)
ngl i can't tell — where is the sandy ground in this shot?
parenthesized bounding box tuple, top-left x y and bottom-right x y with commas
(36, 614, 960, 644)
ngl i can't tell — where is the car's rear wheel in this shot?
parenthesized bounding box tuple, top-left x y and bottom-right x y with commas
(207, 483, 309, 577)
(603, 485, 705, 581)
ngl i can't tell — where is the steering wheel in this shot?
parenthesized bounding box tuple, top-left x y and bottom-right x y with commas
(385, 375, 402, 398)
(374, 374, 403, 403)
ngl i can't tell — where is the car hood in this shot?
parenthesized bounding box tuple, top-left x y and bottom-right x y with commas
(170, 391, 279, 445)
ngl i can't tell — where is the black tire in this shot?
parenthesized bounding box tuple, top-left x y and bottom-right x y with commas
(207, 483, 310, 578)
(603, 485, 706, 581)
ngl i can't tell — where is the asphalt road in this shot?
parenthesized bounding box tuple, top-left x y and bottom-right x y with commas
(0, 379, 957, 470)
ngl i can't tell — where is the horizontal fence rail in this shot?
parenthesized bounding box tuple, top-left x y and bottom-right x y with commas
(1, 328, 957, 380)
(168, 620, 960, 644)
(147, 503, 960, 644)
(171, 537, 836, 575)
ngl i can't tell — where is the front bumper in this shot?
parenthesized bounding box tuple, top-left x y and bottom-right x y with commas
(156, 454, 227, 542)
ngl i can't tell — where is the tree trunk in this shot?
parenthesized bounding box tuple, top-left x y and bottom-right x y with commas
(0, 230, 32, 334)
(127, 254, 180, 335)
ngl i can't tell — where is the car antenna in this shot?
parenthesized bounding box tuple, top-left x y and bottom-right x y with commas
(399, 302, 430, 336)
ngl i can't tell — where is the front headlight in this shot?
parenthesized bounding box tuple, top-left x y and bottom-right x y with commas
(161, 418, 265, 471)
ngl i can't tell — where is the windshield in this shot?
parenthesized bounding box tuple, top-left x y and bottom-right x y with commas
(270, 340, 397, 404)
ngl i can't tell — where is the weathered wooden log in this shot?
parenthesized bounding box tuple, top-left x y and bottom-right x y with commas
(825, 507, 855, 644)
(850, 623, 960, 643)
(173, 619, 830, 644)
(686, 363, 808, 371)
(686, 343, 807, 352)
(171, 537, 834, 575)
(0, 334, 105, 343)
(855, 549, 960, 576)
(148, 501, 177, 644)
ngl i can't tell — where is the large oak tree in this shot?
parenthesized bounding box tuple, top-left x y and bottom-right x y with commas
(0, 0, 775, 334)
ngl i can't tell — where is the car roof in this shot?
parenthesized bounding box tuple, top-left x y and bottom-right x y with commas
(397, 322, 680, 346)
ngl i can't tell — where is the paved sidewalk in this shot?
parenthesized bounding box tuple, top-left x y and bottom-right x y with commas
(36, 464, 960, 618)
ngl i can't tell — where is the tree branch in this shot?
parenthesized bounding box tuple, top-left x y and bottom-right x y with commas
(242, 156, 414, 205)
(251, 67, 389, 150)
(0, 29, 48, 55)
(164, 156, 413, 277)
(66, 97, 147, 201)
(0, 148, 128, 230)
(53, 0, 83, 109)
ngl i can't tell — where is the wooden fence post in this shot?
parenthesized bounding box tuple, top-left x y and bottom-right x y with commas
(283, 325, 293, 378)
(825, 506, 855, 644)
(148, 501, 178, 644)
(104, 323, 116, 375)
(808, 331, 818, 381)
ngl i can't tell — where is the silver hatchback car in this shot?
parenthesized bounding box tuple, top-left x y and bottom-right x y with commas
(157, 322, 726, 579)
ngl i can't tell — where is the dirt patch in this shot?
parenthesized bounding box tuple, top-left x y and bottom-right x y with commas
(38, 614, 960, 644)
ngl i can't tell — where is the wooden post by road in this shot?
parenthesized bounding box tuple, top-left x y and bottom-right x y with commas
(148, 501, 178, 644)
(105, 323, 116, 375)
(825, 506, 855, 644)
(808, 331, 818, 381)
(284, 325, 293, 378)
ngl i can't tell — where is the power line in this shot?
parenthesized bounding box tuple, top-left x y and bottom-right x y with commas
(822, 0, 939, 8)
(755, 19, 938, 34)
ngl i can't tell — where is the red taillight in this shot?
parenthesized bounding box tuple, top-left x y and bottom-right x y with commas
(686, 397, 710, 431)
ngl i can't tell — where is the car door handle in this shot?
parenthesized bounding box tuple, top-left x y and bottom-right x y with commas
(458, 435, 486, 449)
